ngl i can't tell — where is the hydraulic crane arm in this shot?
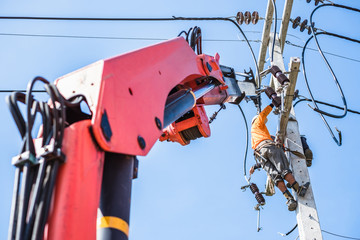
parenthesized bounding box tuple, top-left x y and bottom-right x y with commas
(7, 35, 247, 240)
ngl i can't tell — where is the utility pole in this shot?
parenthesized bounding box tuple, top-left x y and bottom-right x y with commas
(258, 0, 323, 239)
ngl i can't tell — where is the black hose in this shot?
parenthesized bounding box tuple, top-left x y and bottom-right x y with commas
(15, 164, 33, 240)
(23, 161, 46, 240)
(7, 168, 21, 240)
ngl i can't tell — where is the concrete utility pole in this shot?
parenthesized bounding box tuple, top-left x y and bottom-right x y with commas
(258, 0, 323, 239)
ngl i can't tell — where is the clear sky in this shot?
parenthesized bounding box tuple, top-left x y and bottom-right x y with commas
(0, 0, 360, 239)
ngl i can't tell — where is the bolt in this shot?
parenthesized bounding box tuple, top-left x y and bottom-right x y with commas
(137, 136, 146, 150)
(155, 117, 162, 130)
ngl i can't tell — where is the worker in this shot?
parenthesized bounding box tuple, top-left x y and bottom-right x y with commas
(249, 103, 309, 211)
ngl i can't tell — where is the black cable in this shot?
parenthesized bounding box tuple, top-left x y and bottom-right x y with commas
(294, 96, 360, 115)
(301, 4, 360, 145)
(6, 92, 27, 138)
(307, 3, 360, 118)
(0, 15, 261, 93)
(172, 16, 261, 90)
(237, 105, 250, 182)
(15, 163, 33, 240)
(24, 161, 46, 240)
(0, 32, 262, 43)
(282, 224, 298, 236)
(305, 3, 360, 118)
(270, 0, 277, 63)
(38, 161, 60, 240)
(302, 31, 360, 146)
(6, 75, 67, 240)
(31, 164, 52, 240)
(7, 168, 20, 240)
(322, 229, 360, 240)
(285, 40, 360, 63)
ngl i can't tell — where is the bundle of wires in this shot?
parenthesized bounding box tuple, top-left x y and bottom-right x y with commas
(6, 76, 87, 240)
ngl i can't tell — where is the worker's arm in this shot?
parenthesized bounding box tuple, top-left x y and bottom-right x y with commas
(249, 163, 262, 175)
(256, 104, 273, 125)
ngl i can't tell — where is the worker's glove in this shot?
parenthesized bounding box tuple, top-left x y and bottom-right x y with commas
(249, 166, 255, 175)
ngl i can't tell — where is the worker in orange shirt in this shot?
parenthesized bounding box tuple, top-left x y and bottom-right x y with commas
(250, 103, 309, 211)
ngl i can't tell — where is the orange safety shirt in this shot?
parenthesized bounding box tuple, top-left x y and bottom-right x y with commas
(251, 105, 273, 149)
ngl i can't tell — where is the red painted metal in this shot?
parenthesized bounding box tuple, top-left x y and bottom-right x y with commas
(45, 120, 104, 240)
(55, 37, 225, 156)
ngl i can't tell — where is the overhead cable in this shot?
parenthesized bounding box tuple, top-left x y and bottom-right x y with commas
(286, 40, 360, 63)
(237, 105, 250, 183)
(322, 229, 360, 240)
(0, 15, 261, 93)
(302, 3, 360, 145)
(270, 0, 277, 63)
(293, 95, 360, 115)
(0, 32, 262, 43)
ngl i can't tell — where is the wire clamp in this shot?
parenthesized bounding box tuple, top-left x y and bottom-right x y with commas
(12, 151, 37, 167)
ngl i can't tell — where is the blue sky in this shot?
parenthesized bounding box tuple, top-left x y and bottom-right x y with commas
(0, 0, 360, 239)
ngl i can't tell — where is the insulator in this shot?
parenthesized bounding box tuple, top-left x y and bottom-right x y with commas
(255, 192, 266, 205)
(315, 0, 322, 6)
(306, 0, 311, 3)
(265, 87, 276, 99)
(236, 12, 244, 25)
(300, 19, 308, 32)
(252, 11, 259, 25)
(292, 16, 301, 29)
(270, 65, 289, 85)
(244, 11, 251, 25)
(250, 183, 259, 194)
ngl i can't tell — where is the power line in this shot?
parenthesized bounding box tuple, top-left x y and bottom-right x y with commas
(0, 31, 358, 63)
(0, 32, 261, 43)
(0, 15, 262, 86)
(0, 90, 46, 93)
(293, 96, 360, 115)
(322, 230, 360, 240)
(286, 40, 360, 63)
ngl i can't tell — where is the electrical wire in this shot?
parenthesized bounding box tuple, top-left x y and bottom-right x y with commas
(293, 95, 360, 115)
(0, 32, 263, 43)
(279, 224, 297, 237)
(285, 40, 360, 63)
(237, 105, 250, 183)
(270, 0, 277, 63)
(0, 15, 261, 94)
(302, 3, 360, 145)
(322, 229, 360, 240)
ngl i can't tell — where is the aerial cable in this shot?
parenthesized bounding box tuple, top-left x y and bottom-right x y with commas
(321, 229, 360, 240)
(285, 40, 360, 63)
(302, 3, 360, 145)
(293, 95, 360, 115)
(237, 105, 250, 183)
(270, 0, 277, 63)
(303, 33, 359, 117)
(0, 15, 261, 93)
(307, 3, 360, 116)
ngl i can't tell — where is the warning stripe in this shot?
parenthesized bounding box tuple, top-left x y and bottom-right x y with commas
(98, 216, 129, 237)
